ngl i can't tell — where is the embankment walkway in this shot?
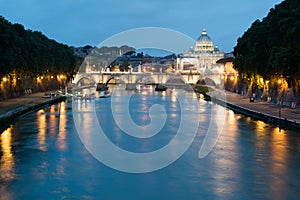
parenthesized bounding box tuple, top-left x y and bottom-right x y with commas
(0, 92, 65, 129)
(208, 89, 300, 128)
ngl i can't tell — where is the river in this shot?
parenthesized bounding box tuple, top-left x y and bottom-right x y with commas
(0, 87, 300, 199)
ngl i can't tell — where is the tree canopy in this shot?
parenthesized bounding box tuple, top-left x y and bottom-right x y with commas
(233, 0, 300, 90)
(0, 16, 78, 80)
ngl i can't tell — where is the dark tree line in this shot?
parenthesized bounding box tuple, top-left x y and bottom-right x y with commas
(233, 0, 300, 93)
(0, 16, 79, 81)
(0, 16, 80, 99)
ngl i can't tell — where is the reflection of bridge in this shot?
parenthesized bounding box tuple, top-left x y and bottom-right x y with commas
(73, 71, 223, 87)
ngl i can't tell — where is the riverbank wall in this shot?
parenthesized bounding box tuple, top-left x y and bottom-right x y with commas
(208, 94, 300, 130)
(0, 96, 66, 132)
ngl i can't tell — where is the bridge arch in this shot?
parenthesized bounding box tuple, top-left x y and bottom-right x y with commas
(195, 78, 206, 85)
(106, 77, 116, 85)
(105, 76, 126, 85)
(165, 77, 186, 84)
(195, 77, 216, 86)
(135, 75, 155, 84)
(76, 77, 95, 86)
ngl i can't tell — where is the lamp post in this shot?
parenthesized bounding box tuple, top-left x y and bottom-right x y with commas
(277, 78, 284, 118)
(59, 74, 66, 94)
(279, 100, 282, 118)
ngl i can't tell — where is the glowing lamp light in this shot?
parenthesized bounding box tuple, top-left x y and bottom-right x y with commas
(230, 76, 234, 81)
(278, 79, 282, 84)
(2, 77, 8, 82)
(260, 78, 264, 82)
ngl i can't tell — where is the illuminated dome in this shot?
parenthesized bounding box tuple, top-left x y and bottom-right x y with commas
(197, 29, 212, 42)
(195, 29, 214, 51)
(177, 28, 224, 74)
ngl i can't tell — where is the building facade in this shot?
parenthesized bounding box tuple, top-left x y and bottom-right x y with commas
(176, 29, 224, 74)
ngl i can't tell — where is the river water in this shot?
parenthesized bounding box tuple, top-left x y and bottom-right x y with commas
(1, 88, 300, 199)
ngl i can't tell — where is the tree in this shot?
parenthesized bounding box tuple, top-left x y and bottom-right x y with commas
(233, 0, 300, 92)
(0, 16, 78, 98)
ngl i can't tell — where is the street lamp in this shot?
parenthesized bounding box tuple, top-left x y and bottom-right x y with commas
(277, 77, 284, 118)
(57, 74, 66, 94)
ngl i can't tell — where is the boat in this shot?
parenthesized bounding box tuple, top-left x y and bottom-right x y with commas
(96, 83, 109, 91)
(155, 84, 167, 91)
(42, 93, 52, 98)
(99, 90, 111, 98)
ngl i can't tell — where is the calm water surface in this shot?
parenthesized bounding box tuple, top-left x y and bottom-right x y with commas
(1, 88, 300, 200)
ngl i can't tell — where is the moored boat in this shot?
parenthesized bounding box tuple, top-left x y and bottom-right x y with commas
(155, 84, 167, 91)
(99, 90, 110, 98)
(96, 83, 109, 91)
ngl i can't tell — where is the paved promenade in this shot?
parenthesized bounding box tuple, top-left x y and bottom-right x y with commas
(0, 92, 66, 131)
(0, 92, 49, 116)
(208, 89, 300, 125)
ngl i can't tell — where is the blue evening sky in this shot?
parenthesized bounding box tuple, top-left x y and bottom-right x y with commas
(0, 0, 283, 53)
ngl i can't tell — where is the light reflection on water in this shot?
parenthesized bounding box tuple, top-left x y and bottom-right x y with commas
(0, 127, 15, 200)
(37, 109, 47, 151)
(268, 127, 288, 199)
(0, 127, 15, 181)
(0, 89, 300, 199)
(57, 102, 67, 151)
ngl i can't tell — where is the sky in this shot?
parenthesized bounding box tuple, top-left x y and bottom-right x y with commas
(0, 0, 283, 53)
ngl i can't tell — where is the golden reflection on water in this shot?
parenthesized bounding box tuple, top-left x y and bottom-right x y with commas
(225, 110, 239, 146)
(171, 92, 177, 103)
(254, 120, 288, 198)
(57, 102, 67, 150)
(211, 108, 240, 196)
(49, 105, 57, 136)
(37, 109, 47, 151)
(37, 103, 68, 151)
(269, 127, 288, 198)
(160, 91, 166, 100)
(0, 127, 15, 182)
(78, 101, 95, 143)
(254, 120, 268, 149)
(270, 127, 287, 171)
(169, 92, 178, 119)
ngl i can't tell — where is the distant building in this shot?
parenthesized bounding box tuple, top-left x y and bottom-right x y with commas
(176, 29, 224, 74)
(216, 53, 237, 76)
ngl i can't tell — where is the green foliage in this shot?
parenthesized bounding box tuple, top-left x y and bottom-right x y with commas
(0, 16, 77, 80)
(193, 85, 213, 94)
(120, 59, 130, 71)
(233, 0, 300, 89)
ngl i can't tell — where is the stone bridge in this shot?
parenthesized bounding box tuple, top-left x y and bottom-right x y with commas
(72, 71, 223, 87)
